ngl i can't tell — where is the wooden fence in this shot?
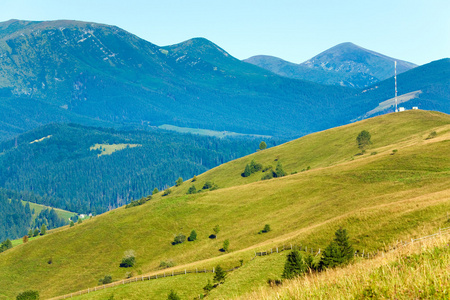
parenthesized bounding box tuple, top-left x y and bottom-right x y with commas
(48, 226, 450, 300)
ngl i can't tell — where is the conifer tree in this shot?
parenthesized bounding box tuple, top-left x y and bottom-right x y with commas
(242, 164, 251, 177)
(213, 265, 226, 284)
(320, 228, 354, 269)
(275, 161, 286, 177)
(40, 224, 47, 236)
(282, 249, 306, 279)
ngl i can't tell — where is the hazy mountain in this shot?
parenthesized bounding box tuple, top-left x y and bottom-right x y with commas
(0, 20, 446, 142)
(244, 42, 418, 88)
(0, 19, 357, 140)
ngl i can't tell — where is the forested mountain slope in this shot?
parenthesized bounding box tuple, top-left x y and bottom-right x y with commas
(0, 124, 275, 216)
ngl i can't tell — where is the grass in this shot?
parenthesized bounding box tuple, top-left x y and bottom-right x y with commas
(240, 235, 450, 299)
(0, 110, 449, 300)
(89, 143, 141, 156)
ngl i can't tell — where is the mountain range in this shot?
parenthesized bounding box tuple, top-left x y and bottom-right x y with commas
(244, 42, 418, 88)
(1, 19, 448, 142)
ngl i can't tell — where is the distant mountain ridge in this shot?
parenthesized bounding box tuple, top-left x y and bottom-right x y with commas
(0, 19, 447, 142)
(244, 42, 417, 88)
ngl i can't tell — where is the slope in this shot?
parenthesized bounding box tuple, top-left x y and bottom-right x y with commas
(244, 42, 417, 88)
(0, 111, 449, 299)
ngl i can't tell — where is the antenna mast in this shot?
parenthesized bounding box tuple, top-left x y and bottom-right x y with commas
(395, 61, 398, 112)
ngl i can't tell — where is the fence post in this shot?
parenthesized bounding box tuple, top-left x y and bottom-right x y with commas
(156, 274, 158, 279)
(213, 267, 215, 273)
(411, 238, 414, 244)
(172, 271, 174, 276)
(276, 247, 278, 253)
(185, 269, 187, 274)
(290, 244, 292, 250)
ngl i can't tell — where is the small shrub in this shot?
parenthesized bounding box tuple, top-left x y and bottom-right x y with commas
(172, 234, 186, 245)
(370, 151, 377, 155)
(262, 224, 271, 233)
(426, 131, 437, 140)
(99, 275, 112, 285)
(222, 239, 230, 252)
(16, 290, 39, 300)
(242, 160, 263, 177)
(163, 188, 172, 196)
(152, 188, 159, 195)
(188, 230, 197, 241)
(167, 290, 180, 300)
(192, 175, 197, 182)
(187, 185, 197, 194)
(126, 195, 152, 208)
(159, 260, 175, 269)
(203, 181, 213, 189)
(77, 218, 82, 224)
(261, 172, 273, 180)
(125, 271, 133, 278)
(120, 250, 136, 268)
(22, 235, 29, 244)
(70, 221, 74, 227)
(33, 228, 39, 237)
(267, 278, 283, 287)
(213, 225, 220, 236)
(391, 149, 398, 155)
(175, 177, 183, 186)
(262, 165, 273, 172)
(203, 280, 214, 294)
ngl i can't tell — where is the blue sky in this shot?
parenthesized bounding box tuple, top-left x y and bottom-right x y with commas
(1, 0, 449, 65)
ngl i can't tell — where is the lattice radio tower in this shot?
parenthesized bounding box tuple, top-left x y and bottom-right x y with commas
(395, 61, 398, 112)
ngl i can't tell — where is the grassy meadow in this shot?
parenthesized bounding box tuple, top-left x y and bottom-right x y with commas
(0, 110, 449, 299)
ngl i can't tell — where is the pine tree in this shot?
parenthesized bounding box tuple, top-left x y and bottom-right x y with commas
(275, 161, 286, 177)
(282, 249, 306, 279)
(213, 265, 226, 284)
(320, 228, 354, 269)
(242, 164, 251, 177)
(33, 228, 39, 237)
(40, 224, 47, 236)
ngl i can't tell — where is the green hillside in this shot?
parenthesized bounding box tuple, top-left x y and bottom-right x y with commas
(0, 110, 449, 299)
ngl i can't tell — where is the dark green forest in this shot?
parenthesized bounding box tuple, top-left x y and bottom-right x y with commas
(0, 124, 279, 218)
